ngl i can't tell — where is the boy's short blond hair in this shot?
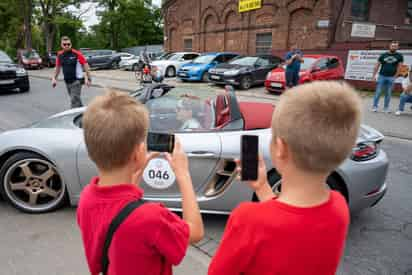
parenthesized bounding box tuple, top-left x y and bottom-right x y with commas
(272, 81, 361, 174)
(83, 90, 149, 171)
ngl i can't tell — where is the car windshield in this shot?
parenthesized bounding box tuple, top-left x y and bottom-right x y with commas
(0, 51, 12, 63)
(300, 57, 318, 71)
(156, 52, 173, 60)
(141, 86, 216, 132)
(193, 55, 215, 64)
(22, 50, 40, 59)
(168, 54, 183, 61)
(229, 56, 258, 66)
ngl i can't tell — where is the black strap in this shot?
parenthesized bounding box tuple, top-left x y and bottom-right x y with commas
(102, 200, 145, 275)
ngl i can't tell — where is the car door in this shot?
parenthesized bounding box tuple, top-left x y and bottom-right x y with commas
(311, 58, 334, 81)
(254, 57, 271, 83)
(76, 131, 221, 198)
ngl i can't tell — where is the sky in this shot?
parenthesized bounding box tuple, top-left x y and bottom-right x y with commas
(78, 0, 162, 29)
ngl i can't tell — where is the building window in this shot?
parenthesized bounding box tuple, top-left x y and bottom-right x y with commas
(256, 33, 272, 55)
(407, 0, 412, 24)
(351, 0, 369, 21)
(184, 39, 193, 51)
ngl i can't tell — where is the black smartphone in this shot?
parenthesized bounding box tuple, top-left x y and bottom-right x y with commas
(241, 135, 259, 181)
(147, 132, 175, 153)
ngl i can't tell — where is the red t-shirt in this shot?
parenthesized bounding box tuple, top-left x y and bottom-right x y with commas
(208, 191, 349, 275)
(77, 177, 190, 275)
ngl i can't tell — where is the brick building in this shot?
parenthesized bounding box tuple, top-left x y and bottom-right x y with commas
(162, 0, 412, 61)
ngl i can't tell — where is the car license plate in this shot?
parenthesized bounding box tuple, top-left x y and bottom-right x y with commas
(0, 80, 14, 84)
(271, 82, 282, 88)
(211, 75, 220, 80)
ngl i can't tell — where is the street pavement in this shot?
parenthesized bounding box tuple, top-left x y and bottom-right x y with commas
(0, 77, 411, 274)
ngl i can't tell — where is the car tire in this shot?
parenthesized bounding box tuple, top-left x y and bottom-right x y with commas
(111, 60, 120, 69)
(239, 75, 252, 90)
(202, 72, 209, 82)
(166, 66, 176, 78)
(0, 152, 68, 213)
(20, 85, 30, 93)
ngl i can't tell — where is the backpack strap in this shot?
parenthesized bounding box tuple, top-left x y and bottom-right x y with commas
(102, 200, 145, 275)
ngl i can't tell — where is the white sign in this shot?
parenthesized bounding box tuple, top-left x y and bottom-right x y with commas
(351, 23, 376, 38)
(317, 20, 330, 28)
(143, 158, 176, 189)
(345, 50, 412, 83)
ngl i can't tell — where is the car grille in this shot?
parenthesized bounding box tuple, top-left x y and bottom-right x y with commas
(180, 68, 190, 72)
(0, 71, 16, 80)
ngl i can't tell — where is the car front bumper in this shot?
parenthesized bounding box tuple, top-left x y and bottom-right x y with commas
(177, 70, 203, 81)
(208, 73, 241, 85)
(0, 76, 29, 91)
(338, 148, 389, 212)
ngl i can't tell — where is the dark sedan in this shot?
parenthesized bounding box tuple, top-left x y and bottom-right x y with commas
(208, 55, 283, 90)
(82, 50, 121, 69)
(0, 50, 30, 93)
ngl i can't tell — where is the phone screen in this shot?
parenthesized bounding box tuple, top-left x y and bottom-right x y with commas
(241, 135, 259, 181)
(147, 133, 175, 153)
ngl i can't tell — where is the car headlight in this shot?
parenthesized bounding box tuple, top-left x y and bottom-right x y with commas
(16, 68, 27, 77)
(266, 72, 272, 79)
(224, 70, 239, 76)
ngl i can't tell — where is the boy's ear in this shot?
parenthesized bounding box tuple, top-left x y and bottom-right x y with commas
(275, 137, 289, 160)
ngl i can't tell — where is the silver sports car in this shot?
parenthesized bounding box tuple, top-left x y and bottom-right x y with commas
(0, 84, 388, 213)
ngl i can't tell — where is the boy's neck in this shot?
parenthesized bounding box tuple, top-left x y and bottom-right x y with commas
(277, 169, 330, 207)
(98, 167, 135, 187)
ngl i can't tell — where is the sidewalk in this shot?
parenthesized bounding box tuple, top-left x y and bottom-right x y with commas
(30, 68, 412, 140)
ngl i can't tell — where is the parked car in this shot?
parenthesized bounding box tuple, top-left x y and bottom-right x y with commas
(42, 52, 57, 67)
(119, 52, 136, 61)
(17, 49, 42, 69)
(0, 50, 30, 93)
(81, 49, 122, 69)
(208, 55, 283, 90)
(177, 52, 239, 82)
(0, 84, 388, 213)
(151, 52, 200, 77)
(265, 55, 345, 93)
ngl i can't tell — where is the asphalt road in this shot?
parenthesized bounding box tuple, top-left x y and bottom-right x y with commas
(0, 77, 411, 275)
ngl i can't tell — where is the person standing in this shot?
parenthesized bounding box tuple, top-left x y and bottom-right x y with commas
(372, 41, 404, 113)
(284, 44, 303, 88)
(52, 36, 91, 108)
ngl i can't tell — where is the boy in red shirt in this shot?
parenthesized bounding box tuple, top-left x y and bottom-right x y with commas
(209, 81, 362, 275)
(77, 91, 204, 275)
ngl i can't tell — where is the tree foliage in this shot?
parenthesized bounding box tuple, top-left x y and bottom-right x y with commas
(0, 0, 163, 58)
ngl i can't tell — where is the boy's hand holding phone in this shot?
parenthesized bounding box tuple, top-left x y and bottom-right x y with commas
(164, 139, 190, 183)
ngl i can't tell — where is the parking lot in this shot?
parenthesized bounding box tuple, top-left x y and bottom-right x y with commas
(0, 76, 411, 274)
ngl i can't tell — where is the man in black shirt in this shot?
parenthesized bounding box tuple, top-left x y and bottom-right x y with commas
(52, 36, 91, 108)
(372, 41, 404, 113)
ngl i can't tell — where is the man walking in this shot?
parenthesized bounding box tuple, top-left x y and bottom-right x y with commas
(52, 36, 91, 108)
(372, 41, 404, 113)
(284, 44, 303, 88)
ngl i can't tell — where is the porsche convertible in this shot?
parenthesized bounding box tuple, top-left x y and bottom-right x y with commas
(0, 84, 388, 214)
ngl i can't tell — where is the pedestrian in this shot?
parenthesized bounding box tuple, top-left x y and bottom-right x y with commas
(52, 36, 91, 109)
(284, 44, 303, 88)
(372, 41, 404, 113)
(208, 81, 361, 275)
(77, 90, 204, 275)
(395, 67, 412, 116)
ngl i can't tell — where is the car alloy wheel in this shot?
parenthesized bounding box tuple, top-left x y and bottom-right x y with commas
(166, 66, 176, 77)
(0, 152, 67, 213)
(240, 75, 252, 90)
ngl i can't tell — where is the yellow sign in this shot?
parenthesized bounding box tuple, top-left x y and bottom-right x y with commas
(239, 0, 261, 13)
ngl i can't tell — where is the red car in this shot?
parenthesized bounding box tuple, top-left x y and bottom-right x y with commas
(265, 55, 344, 93)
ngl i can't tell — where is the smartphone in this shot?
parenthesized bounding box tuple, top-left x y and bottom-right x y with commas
(147, 132, 175, 153)
(241, 135, 259, 181)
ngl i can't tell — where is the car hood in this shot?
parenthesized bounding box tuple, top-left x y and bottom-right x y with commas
(212, 63, 252, 73)
(0, 63, 19, 70)
(181, 62, 208, 70)
(267, 67, 309, 81)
